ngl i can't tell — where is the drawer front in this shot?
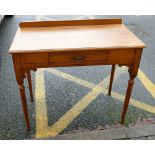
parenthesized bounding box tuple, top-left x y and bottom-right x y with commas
(49, 49, 135, 67)
(21, 53, 48, 68)
(49, 51, 109, 66)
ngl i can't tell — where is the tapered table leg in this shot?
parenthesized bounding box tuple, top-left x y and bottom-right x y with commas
(108, 65, 116, 96)
(19, 83, 30, 130)
(121, 78, 134, 124)
(27, 71, 34, 102)
(120, 48, 143, 125)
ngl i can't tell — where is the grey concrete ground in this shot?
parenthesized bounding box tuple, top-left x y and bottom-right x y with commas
(0, 15, 155, 139)
(49, 124, 155, 140)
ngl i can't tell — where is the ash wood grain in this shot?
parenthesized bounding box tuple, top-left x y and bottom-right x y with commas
(12, 54, 30, 130)
(9, 20, 146, 53)
(121, 48, 143, 124)
(9, 19, 146, 129)
(19, 18, 122, 28)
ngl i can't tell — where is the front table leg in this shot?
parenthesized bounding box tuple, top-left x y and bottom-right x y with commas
(18, 82, 30, 130)
(12, 55, 31, 130)
(121, 48, 142, 124)
(121, 77, 134, 124)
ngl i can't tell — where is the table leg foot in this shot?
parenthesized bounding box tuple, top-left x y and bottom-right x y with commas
(121, 78, 134, 124)
(19, 84, 30, 130)
(108, 65, 116, 96)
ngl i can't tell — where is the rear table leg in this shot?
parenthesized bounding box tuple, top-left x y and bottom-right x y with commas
(27, 71, 34, 102)
(108, 65, 116, 96)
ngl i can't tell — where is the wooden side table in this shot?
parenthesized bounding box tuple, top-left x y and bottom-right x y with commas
(9, 19, 146, 130)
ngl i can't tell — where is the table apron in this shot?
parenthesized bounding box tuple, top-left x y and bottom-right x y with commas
(19, 48, 136, 69)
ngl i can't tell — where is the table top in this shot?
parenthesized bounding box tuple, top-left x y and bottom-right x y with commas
(9, 19, 146, 54)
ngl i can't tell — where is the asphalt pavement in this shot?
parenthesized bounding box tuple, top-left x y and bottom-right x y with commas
(0, 15, 155, 139)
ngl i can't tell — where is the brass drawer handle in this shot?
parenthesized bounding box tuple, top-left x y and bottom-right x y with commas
(72, 55, 85, 62)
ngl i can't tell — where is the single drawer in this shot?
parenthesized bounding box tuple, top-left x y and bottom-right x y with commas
(49, 50, 109, 66)
(20, 53, 48, 68)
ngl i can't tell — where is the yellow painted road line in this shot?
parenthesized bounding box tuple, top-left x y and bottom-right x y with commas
(46, 66, 127, 89)
(35, 68, 110, 138)
(35, 69, 49, 138)
(46, 68, 95, 89)
(46, 80, 106, 137)
(138, 69, 155, 98)
(35, 67, 155, 138)
(36, 66, 125, 138)
(111, 91, 155, 114)
(47, 68, 155, 114)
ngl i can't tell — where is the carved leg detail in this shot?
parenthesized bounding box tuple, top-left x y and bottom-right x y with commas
(121, 78, 134, 124)
(19, 84, 30, 130)
(27, 71, 34, 102)
(108, 65, 116, 96)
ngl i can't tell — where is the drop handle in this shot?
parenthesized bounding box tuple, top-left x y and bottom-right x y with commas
(72, 55, 85, 62)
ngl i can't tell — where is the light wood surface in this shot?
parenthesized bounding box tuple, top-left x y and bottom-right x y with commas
(9, 19, 146, 53)
(9, 19, 146, 129)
